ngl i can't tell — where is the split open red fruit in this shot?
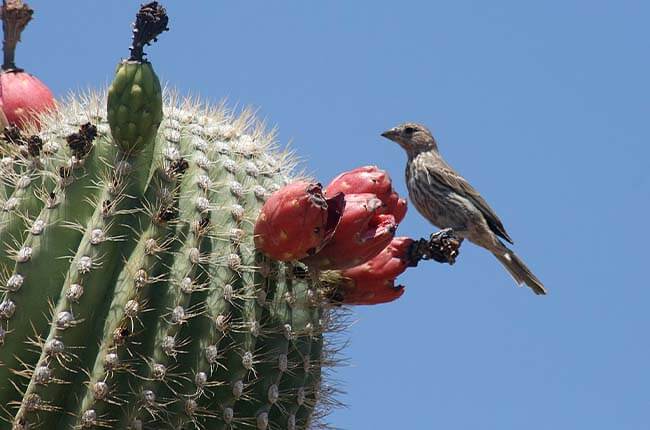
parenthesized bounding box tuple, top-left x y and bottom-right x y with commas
(325, 165, 407, 224)
(337, 237, 414, 305)
(254, 181, 344, 261)
(302, 193, 397, 270)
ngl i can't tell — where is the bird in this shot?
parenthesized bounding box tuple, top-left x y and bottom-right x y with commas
(381, 122, 546, 295)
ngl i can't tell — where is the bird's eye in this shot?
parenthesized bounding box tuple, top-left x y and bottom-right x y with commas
(404, 126, 415, 135)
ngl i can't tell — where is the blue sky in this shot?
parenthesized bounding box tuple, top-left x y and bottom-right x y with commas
(23, 1, 649, 428)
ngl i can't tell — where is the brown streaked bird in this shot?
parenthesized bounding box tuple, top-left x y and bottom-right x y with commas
(382, 122, 546, 295)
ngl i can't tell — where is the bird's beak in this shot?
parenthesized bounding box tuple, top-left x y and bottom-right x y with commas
(381, 128, 399, 141)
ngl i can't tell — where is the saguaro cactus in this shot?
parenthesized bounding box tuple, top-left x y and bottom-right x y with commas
(0, 3, 460, 429)
(0, 3, 335, 429)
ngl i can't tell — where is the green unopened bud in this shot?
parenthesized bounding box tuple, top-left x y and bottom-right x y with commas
(107, 61, 162, 153)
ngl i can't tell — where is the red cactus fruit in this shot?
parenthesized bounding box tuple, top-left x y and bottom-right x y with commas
(325, 165, 407, 223)
(338, 278, 405, 306)
(342, 236, 414, 282)
(0, 71, 55, 127)
(254, 181, 345, 261)
(303, 193, 397, 270)
(385, 192, 407, 224)
(0, 1, 56, 128)
(326, 165, 393, 202)
(336, 237, 414, 305)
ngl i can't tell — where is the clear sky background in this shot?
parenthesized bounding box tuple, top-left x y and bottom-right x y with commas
(21, 1, 649, 428)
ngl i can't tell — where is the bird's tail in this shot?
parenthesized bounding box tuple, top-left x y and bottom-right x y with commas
(494, 249, 546, 295)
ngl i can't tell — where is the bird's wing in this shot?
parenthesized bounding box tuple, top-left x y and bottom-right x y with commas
(429, 158, 514, 244)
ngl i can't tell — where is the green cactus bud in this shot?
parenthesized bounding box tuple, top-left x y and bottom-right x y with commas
(107, 61, 163, 153)
(106, 1, 167, 155)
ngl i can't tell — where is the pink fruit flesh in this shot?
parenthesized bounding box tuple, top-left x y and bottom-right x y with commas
(302, 193, 397, 270)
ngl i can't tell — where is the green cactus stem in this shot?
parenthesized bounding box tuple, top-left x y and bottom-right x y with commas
(0, 111, 116, 412)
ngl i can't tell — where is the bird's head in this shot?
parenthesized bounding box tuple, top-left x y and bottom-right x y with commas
(381, 122, 437, 154)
